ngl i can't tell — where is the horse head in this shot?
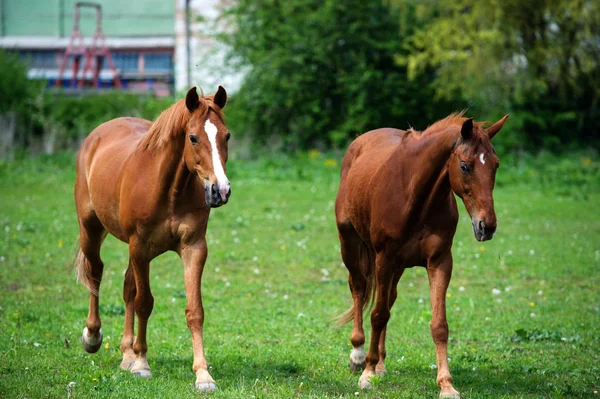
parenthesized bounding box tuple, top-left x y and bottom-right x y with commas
(448, 115, 508, 241)
(183, 86, 231, 208)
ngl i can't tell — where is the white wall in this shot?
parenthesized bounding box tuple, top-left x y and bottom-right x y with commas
(174, 0, 244, 95)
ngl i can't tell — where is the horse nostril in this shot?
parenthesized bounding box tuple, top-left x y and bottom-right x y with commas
(478, 220, 485, 232)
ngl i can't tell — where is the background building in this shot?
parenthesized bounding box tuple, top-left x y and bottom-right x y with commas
(0, 0, 240, 95)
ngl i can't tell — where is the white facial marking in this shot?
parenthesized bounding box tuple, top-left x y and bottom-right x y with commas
(479, 153, 486, 165)
(350, 345, 366, 365)
(204, 119, 230, 200)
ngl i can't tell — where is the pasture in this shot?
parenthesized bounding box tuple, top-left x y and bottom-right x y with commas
(0, 152, 598, 398)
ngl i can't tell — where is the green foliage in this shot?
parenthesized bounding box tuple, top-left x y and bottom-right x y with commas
(27, 91, 174, 149)
(0, 50, 38, 113)
(220, 0, 455, 150)
(398, 0, 600, 151)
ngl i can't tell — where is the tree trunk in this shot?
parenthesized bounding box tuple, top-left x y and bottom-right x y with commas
(0, 112, 17, 159)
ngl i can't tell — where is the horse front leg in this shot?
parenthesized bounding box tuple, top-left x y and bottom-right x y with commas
(427, 251, 460, 399)
(129, 239, 154, 377)
(180, 240, 216, 392)
(119, 261, 137, 370)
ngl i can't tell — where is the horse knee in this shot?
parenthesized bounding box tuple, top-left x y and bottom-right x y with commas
(134, 293, 154, 319)
(370, 309, 390, 330)
(430, 320, 449, 344)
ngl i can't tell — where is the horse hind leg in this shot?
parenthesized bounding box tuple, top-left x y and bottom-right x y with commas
(375, 268, 404, 377)
(75, 217, 107, 353)
(337, 224, 373, 373)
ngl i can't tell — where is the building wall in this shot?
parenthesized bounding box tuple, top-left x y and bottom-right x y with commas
(174, 0, 243, 94)
(1, 0, 174, 37)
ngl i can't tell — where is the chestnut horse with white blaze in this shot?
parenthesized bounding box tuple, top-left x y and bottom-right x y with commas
(74, 86, 231, 392)
(335, 113, 508, 398)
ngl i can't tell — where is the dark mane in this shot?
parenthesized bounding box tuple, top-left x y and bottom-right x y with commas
(139, 94, 225, 150)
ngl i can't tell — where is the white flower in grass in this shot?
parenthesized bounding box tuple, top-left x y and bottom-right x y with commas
(530, 313, 536, 318)
(459, 286, 465, 292)
(492, 288, 501, 295)
(430, 364, 437, 369)
(283, 294, 289, 300)
(233, 237, 240, 244)
(33, 342, 41, 347)
(214, 267, 220, 273)
(529, 249, 535, 255)
(297, 312, 305, 319)
(538, 290, 543, 296)
(408, 282, 414, 287)
(418, 298, 424, 304)
(0, 256, 4, 262)
(171, 297, 176, 303)
(320, 269, 329, 277)
(504, 286, 512, 292)
(225, 281, 231, 287)
(253, 268, 260, 275)
(507, 250, 513, 255)
(231, 230, 238, 236)
(252, 256, 259, 262)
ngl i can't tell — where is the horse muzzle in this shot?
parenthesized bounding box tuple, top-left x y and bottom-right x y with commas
(472, 218, 496, 242)
(205, 181, 231, 208)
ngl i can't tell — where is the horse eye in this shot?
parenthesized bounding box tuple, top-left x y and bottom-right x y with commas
(189, 134, 199, 145)
(460, 162, 469, 173)
(225, 132, 231, 141)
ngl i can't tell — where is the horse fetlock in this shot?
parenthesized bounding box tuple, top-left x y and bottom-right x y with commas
(349, 345, 366, 373)
(81, 327, 103, 353)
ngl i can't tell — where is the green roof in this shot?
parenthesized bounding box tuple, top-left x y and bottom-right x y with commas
(1, 0, 174, 37)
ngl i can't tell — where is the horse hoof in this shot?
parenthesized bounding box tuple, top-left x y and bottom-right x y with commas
(349, 361, 366, 373)
(376, 368, 387, 377)
(81, 327, 102, 353)
(440, 388, 460, 399)
(358, 378, 372, 390)
(132, 368, 152, 378)
(195, 382, 217, 392)
(120, 361, 133, 371)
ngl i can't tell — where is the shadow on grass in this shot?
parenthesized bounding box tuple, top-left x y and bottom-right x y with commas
(150, 352, 566, 398)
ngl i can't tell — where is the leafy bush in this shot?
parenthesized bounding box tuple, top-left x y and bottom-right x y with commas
(220, 0, 457, 150)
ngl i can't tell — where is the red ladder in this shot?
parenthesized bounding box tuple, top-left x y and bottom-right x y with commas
(56, 2, 122, 89)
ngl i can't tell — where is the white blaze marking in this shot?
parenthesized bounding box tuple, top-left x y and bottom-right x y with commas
(204, 120, 229, 195)
(479, 153, 486, 165)
(350, 345, 366, 365)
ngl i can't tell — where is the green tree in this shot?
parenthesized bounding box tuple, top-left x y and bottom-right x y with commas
(398, 0, 600, 151)
(220, 0, 453, 150)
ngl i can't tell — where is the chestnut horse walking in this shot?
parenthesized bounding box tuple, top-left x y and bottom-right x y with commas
(74, 86, 230, 392)
(335, 113, 508, 398)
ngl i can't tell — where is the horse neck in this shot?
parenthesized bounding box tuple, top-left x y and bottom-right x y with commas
(404, 128, 459, 214)
(148, 132, 191, 207)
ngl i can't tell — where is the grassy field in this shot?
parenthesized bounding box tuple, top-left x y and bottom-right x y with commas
(0, 152, 599, 398)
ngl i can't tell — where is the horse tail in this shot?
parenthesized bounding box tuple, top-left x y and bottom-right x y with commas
(72, 245, 95, 295)
(336, 243, 375, 326)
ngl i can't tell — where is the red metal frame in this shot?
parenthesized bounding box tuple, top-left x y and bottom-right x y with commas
(56, 2, 121, 89)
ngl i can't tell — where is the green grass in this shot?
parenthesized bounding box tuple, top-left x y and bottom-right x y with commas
(0, 152, 599, 398)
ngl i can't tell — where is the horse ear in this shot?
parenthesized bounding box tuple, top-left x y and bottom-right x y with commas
(213, 85, 227, 109)
(461, 118, 473, 140)
(185, 87, 199, 112)
(487, 114, 509, 139)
